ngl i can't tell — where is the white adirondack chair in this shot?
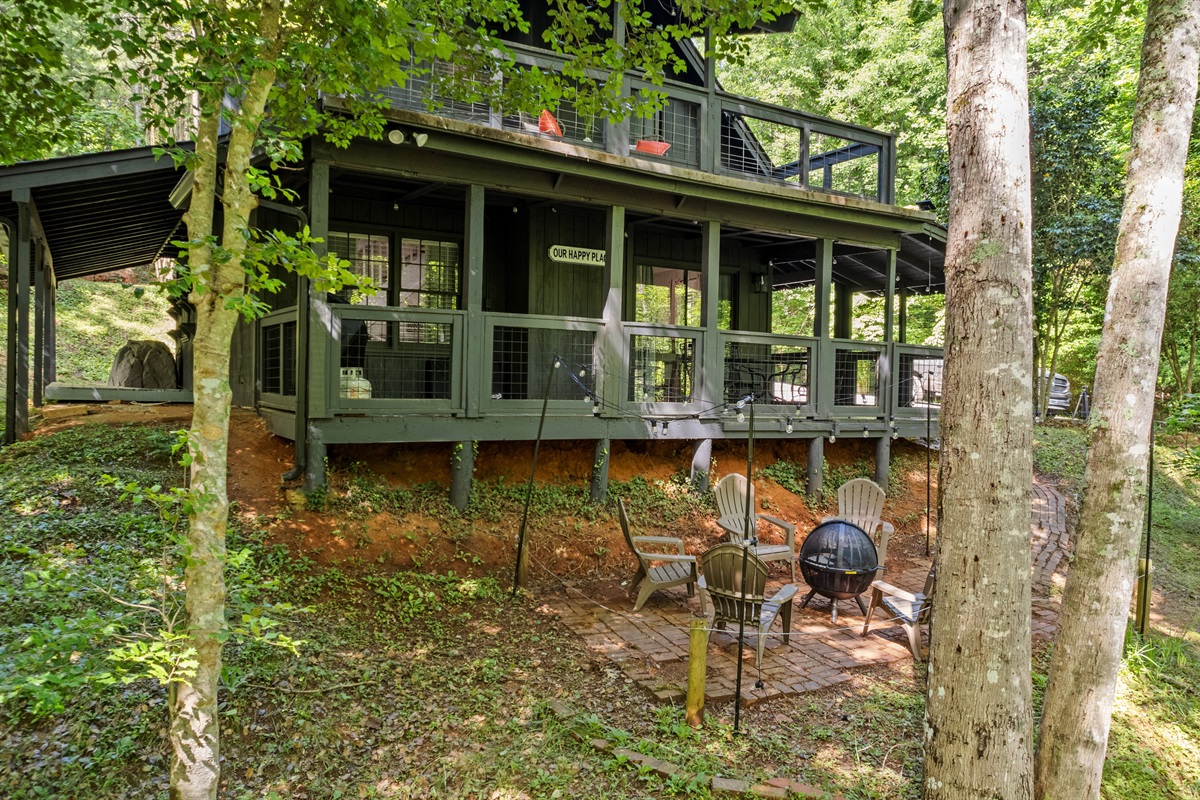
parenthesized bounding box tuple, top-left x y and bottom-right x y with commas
(713, 473, 797, 580)
(823, 478, 894, 570)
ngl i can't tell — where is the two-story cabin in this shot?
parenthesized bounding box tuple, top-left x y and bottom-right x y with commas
(0, 9, 945, 504)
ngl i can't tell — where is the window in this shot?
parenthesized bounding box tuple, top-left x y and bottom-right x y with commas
(635, 265, 702, 327)
(398, 238, 460, 309)
(328, 231, 389, 306)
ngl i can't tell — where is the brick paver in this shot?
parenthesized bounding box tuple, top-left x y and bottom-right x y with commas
(543, 481, 1070, 705)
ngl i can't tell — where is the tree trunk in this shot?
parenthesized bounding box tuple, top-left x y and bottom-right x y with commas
(1033, 0, 1200, 797)
(169, 102, 223, 800)
(923, 0, 1035, 796)
(169, 3, 281, 798)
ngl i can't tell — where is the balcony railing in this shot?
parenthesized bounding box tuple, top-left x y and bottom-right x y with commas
(380, 47, 896, 204)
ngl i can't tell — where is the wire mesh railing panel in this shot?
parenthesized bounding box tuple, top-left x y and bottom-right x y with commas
(339, 319, 455, 400)
(833, 347, 880, 406)
(723, 341, 811, 406)
(380, 59, 491, 124)
(808, 130, 881, 200)
(898, 351, 943, 409)
(491, 326, 598, 402)
(260, 319, 297, 397)
(628, 335, 696, 403)
(501, 97, 605, 149)
(630, 96, 700, 167)
(720, 112, 802, 182)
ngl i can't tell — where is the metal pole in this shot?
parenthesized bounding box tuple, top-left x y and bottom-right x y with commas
(733, 394, 756, 732)
(512, 355, 558, 597)
(925, 390, 932, 557)
(1137, 425, 1155, 635)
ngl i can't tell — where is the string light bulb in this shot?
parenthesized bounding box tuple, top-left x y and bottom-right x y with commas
(785, 418, 793, 434)
(736, 412, 745, 423)
(862, 426, 869, 438)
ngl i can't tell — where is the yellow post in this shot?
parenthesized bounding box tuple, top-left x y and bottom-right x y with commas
(1135, 558, 1153, 635)
(685, 615, 709, 728)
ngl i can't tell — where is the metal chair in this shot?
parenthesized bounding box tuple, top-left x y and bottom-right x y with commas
(617, 498, 702, 612)
(699, 542, 798, 668)
(714, 473, 797, 580)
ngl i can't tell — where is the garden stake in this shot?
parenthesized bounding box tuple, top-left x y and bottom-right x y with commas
(512, 355, 558, 597)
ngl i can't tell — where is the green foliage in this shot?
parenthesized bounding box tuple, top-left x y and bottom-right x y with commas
(1032, 423, 1089, 488)
(52, 281, 174, 384)
(0, 424, 299, 718)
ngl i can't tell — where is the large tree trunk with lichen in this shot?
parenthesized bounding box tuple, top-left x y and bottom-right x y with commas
(1033, 0, 1200, 797)
(169, 4, 281, 798)
(922, 0, 1035, 796)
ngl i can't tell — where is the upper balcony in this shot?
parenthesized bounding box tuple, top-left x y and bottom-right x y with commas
(377, 43, 896, 206)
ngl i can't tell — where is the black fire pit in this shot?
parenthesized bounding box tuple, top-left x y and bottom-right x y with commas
(799, 520, 879, 623)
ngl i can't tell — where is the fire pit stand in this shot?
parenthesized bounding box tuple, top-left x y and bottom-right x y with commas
(798, 520, 879, 623)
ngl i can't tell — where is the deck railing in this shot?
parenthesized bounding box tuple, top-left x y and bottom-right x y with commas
(893, 344, 944, 419)
(625, 323, 701, 408)
(483, 312, 603, 413)
(328, 305, 465, 413)
(272, 308, 941, 426)
(380, 48, 896, 204)
(259, 308, 298, 411)
(719, 330, 817, 412)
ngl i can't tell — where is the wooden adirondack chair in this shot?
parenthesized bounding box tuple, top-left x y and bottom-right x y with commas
(861, 564, 935, 659)
(618, 498, 702, 612)
(823, 478, 894, 570)
(713, 473, 797, 580)
(699, 543, 798, 668)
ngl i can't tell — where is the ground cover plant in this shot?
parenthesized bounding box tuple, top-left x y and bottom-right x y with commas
(0, 419, 1196, 798)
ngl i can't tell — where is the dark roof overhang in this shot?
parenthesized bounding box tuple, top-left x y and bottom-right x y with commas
(0, 145, 190, 280)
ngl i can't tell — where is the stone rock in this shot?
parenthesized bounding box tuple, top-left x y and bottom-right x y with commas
(108, 340, 177, 389)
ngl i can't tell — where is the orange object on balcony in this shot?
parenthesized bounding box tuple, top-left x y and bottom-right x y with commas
(538, 110, 563, 137)
(635, 138, 671, 156)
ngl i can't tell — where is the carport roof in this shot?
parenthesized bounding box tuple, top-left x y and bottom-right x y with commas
(0, 145, 188, 280)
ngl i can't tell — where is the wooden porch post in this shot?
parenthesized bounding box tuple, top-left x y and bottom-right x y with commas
(463, 184, 485, 419)
(700, 220, 722, 413)
(807, 435, 824, 499)
(590, 438, 610, 504)
(898, 287, 909, 344)
(880, 248, 897, 427)
(599, 206, 626, 416)
(450, 441, 475, 511)
(45, 270, 56, 387)
(32, 244, 45, 407)
(303, 160, 330, 491)
(8, 193, 33, 441)
(814, 238, 835, 422)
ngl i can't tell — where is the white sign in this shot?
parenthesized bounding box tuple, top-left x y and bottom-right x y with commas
(548, 245, 606, 266)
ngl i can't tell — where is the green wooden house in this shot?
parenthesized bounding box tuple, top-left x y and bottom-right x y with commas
(0, 10, 945, 503)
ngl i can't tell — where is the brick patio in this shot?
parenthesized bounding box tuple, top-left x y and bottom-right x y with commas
(543, 481, 1070, 706)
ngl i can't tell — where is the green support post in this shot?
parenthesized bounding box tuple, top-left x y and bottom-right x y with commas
(450, 440, 475, 511)
(814, 238, 835, 423)
(590, 438, 610, 504)
(874, 434, 890, 491)
(807, 435, 824, 499)
(600, 206, 626, 416)
(464, 185, 485, 418)
(701, 220, 722, 413)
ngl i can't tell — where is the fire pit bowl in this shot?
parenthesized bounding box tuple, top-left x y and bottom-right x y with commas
(798, 519, 878, 622)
